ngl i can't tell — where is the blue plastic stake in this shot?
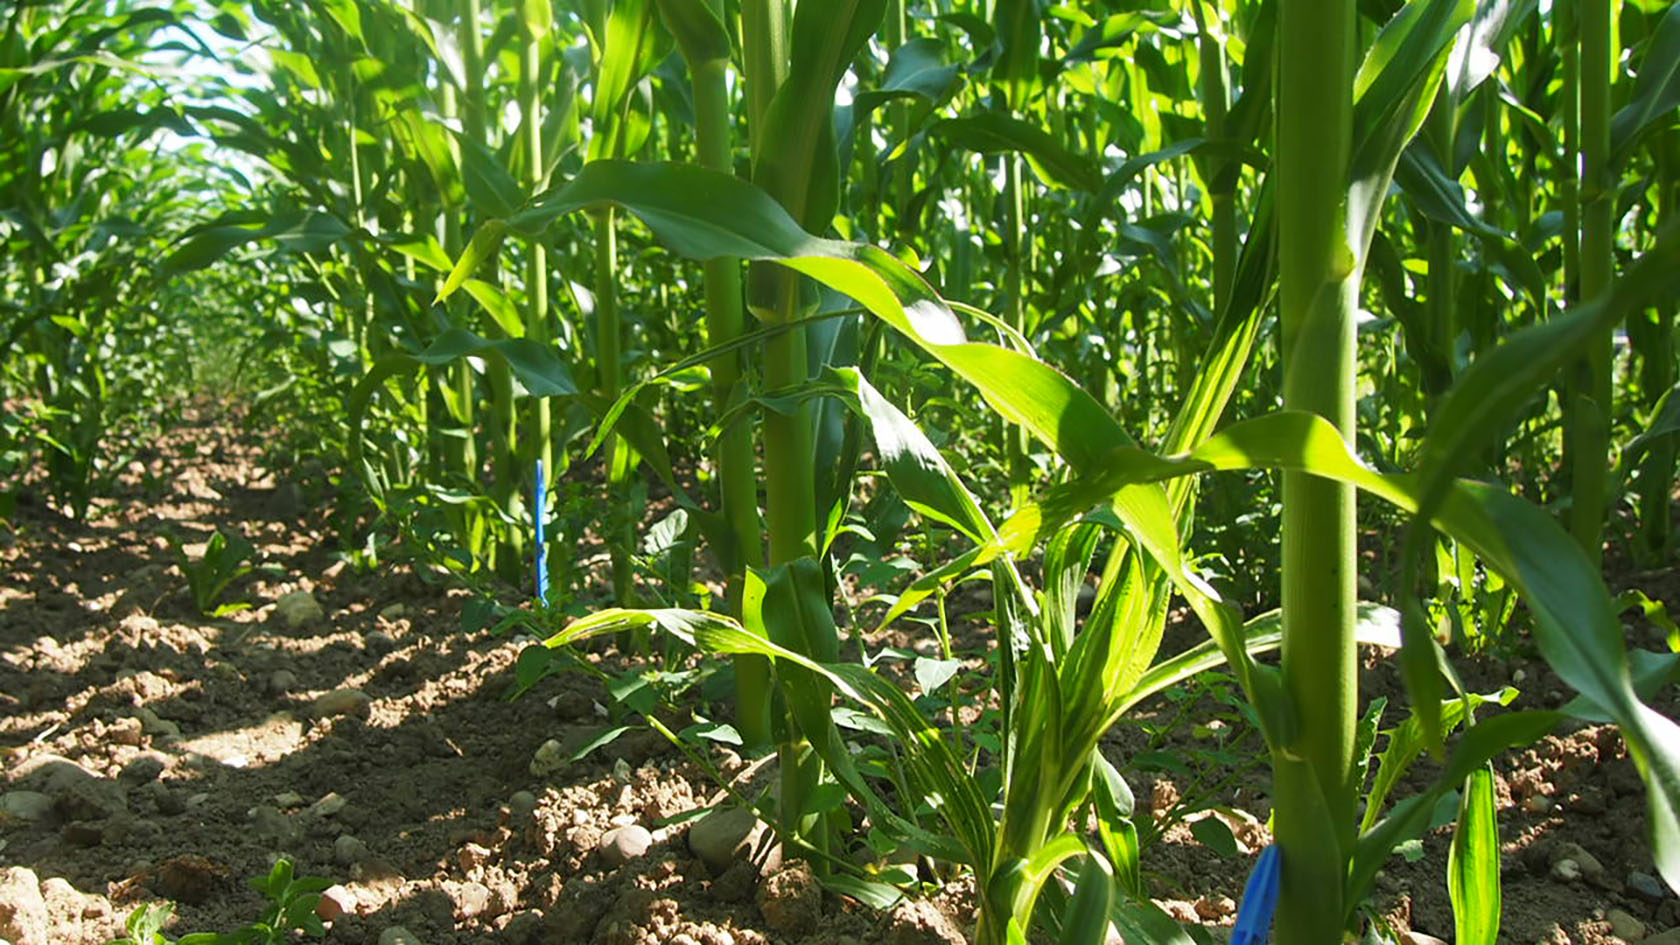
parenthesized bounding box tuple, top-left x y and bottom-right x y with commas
(533, 459, 549, 604)
(1230, 844, 1282, 945)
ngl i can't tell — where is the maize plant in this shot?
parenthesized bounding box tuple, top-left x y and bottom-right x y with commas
(4, 0, 1680, 943)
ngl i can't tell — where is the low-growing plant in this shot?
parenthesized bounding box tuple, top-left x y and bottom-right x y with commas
(171, 528, 257, 618)
(105, 859, 333, 945)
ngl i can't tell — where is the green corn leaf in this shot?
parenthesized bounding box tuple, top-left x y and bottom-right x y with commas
(1350, 710, 1559, 913)
(1061, 852, 1119, 945)
(1360, 687, 1517, 834)
(1449, 765, 1501, 945)
(928, 114, 1101, 191)
(1611, 2, 1680, 169)
(992, 0, 1043, 109)
(435, 219, 508, 303)
(654, 0, 731, 65)
(852, 38, 963, 118)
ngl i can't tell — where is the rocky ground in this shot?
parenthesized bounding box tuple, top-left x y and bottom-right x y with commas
(0, 410, 1676, 944)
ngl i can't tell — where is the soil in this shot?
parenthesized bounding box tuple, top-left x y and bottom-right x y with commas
(1, 410, 1676, 944)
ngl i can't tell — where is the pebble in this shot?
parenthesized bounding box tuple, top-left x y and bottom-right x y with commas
(688, 806, 766, 874)
(274, 591, 325, 628)
(458, 842, 492, 873)
(312, 689, 371, 718)
(1644, 929, 1680, 945)
(334, 835, 370, 866)
(1522, 794, 1553, 814)
(148, 784, 186, 816)
(273, 792, 306, 809)
(0, 866, 49, 945)
(106, 716, 144, 746)
(757, 863, 821, 936)
(1552, 842, 1606, 885)
(530, 739, 567, 778)
(135, 707, 181, 740)
(267, 670, 298, 694)
(119, 752, 167, 785)
(1631, 871, 1669, 901)
(599, 824, 653, 867)
(1551, 859, 1583, 882)
(309, 792, 347, 818)
(506, 790, 538, 821)
(249, 805, 294, 845)
(1193, 896, 1235, 920)
(379, 603, 407, 620)
(39, 761, 127, 821)
(1607, 909, 1646, 942)
(315, 884, 355, 921)
(450, 880, 493, 919)
(363, 630, 397, 656)
(379, 926, 423, 945)
(0, 792, 54, 823)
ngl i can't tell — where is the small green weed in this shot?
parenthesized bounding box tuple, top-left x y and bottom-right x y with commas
(106, 859, 333, 945)
(170, 528, 256, 617)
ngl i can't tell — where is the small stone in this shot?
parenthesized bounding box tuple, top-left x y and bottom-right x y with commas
(0, 792, 54, 823)
(458, 842, 492, 873)
(316, 884, 356, 922)
(450, 880, 493, 919)
(119, 752, 167, 785)
(273, 791, 306, 809)
(1552, 842, 1606, 884)
(61, 821, 104, 846)
(334, 835, 370, 866)
(309, 792, 348, 817)
(507, 791, 538, 821)
(530, 739, 567, 778)
(267, 670, 298, 694)
(249, 805, 294, 846)
(1523, 794, 1553, 814)
(756, 863, 821, 936)
(1630, 871, 1669, 901)
(599, 824, 653, 867)
(312, 689, 371, 719)
(1193, 895, 1235, 920)
(379, 603, 407, 620)
(379, 925, 423, 945)
(135, 707, 180, 740)
(688, 806, 766, 874)
(149, 784, 186, 816)
(363, 631, 397, 656)
(1607, 909, 1646, 942)
(611, 758, 632, 784)
(1551, 858, 1583, 882)
(107, 716, 144, 747)
(40, 761, 127, 821)
(274, 591, 325, 628)
(0, 866, 50, 945)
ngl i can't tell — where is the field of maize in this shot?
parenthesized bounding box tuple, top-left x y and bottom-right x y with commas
(2, 0, 1679, 942)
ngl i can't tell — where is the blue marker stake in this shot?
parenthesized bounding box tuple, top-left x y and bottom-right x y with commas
(1230, 845, 1281, 945)
(534, 459, 549, 604)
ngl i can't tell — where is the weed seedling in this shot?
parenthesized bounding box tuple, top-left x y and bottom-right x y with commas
(170, 528, 256, 617)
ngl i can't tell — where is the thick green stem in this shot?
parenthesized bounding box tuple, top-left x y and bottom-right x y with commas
(521, 21, 552, 485)
(1639, 130, 1678, 561)
(1570, 0, 1613, 565)
(1275, 0, 1358, 937)
(595, 207, 633, 603)
(688, 48, 769, 743)
(1003, 156, 1030, 508)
